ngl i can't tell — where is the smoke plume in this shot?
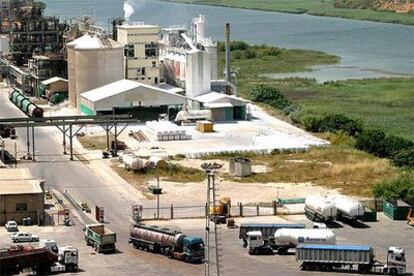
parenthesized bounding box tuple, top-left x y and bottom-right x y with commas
(123, 0, 134, 22)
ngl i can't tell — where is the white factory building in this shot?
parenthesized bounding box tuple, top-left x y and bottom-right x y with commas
(80, 79, 186, 120)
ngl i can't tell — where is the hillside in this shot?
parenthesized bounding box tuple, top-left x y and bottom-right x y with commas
(335, 0, 414, 14)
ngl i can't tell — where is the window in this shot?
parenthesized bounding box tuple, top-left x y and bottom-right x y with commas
(142, 68, 146, 75)
(16, 203, 27, 212)
(145, 42, 158, 58)
(124, 44, 135, 58)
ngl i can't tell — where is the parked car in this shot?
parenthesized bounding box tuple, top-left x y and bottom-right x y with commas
(5, 220, 18, 232)
(11, 232, 39, 243)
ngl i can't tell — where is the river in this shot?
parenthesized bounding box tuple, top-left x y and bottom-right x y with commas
(42, 0, 414, 82)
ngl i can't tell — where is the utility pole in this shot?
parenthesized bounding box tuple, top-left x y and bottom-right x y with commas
(202, 162, 222, 276)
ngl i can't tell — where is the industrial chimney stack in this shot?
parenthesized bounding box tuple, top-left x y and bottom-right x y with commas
(225, 23, 232, 91)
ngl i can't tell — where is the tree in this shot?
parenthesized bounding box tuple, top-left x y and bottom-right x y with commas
(373, 173, 414, 205)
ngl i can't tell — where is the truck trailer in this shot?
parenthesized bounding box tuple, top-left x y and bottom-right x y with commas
(239, 223, 305, 247)
(84, 224, 117, 253)
(246, 228, 336, 255)
(305, 195, 337, 222)
(296, 244, 406, 275)
(129, 223, 205, 263)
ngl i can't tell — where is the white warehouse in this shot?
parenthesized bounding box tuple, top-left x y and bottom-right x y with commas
(80, 79, 186, 120)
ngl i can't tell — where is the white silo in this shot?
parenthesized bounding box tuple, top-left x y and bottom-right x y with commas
(192, 15, 206, 44)
(0, 35, 10, 56)
(185, 49, 211, 98)
(67, 34, 124, 108)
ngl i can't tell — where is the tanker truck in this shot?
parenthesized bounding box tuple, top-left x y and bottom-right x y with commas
(328, 195, 365, 222)
(305, 195, 337, 222)
(239, 223, 305, 247)
(129, 223, 205, 263)
(296, 244, 406, 275)
(246, 228, 336, 255)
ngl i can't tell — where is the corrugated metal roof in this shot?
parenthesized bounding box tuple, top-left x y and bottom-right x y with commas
(297, 244, 372, 251)
(194, 92, 248, 106)
(0, 168, 33, 181)
(0, 180, 43, 195)
(41, 77, 68, 86)
(81, 79, 186, 103)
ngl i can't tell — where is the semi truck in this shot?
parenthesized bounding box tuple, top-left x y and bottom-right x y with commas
(0, 245, 78, 275)
(296, 244, 406, 275)
(84, 224, 117, 253)
(129, 223, 205, 263)
(246, 228, 336, 255)
(239, 223, 305, 247)
(305, 195, 337, 222)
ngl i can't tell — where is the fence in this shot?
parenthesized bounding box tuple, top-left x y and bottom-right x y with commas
(140, 202, 278, 220)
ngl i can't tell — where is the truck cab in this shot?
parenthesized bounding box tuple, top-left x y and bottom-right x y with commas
(246, 231, 273, 255)
(385, 247, 406, 275)
(182, 236, 205, 262)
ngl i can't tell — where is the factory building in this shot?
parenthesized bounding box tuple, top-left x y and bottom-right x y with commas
(38, 76, 68, 103)
(116, 23, 161, 86)
(192, 92, 248, 121)
(0, 168, 44, 225)
(80, 79, 186, 121)
(67, 34, 124, 108)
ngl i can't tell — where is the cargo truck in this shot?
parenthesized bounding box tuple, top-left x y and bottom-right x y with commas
(83, 224, 117, 253)
(0, 245, 78, 275)
(239, 223, 305, 247)
(129, 223, 205, 263)
(246, 228, 336, 255)
(296, 244, 406, 275)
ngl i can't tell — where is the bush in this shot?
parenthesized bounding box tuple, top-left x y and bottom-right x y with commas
(250, 85, 292, 110)
(301, 114, 362, 136)
(263, 46, 281, 56)
(232, 50, 243, 60)
(230, 41, 249, 51)
(373, 173, 414, 205)
(391, 146, 414, 168)
(355, 129, 387, 156)
(243, 49, 257, 59)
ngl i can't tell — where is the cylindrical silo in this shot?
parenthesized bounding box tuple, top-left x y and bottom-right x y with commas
(67, 34, 124, 108)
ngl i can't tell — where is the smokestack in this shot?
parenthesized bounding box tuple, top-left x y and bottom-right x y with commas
(225, 23, 231, 84)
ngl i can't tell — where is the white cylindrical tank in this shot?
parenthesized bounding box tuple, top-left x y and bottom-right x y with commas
(329, 195, 365, 219)
(193, 15, 206, 44)
(67, 34, 124, 108)
(185, 50, 211, 98)
(305, 195, 337, 221)
(274, 229, 336, 246)
(123, 154, 144, 171)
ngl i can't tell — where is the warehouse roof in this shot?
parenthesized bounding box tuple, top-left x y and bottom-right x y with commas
(67, 34, 122, 50)
(81, 79, 186, 103)
(41, 77, 68, 86)
(193, 92, 248, 108)
(0, 168, 34, 181)
(0, 180, 43, 195)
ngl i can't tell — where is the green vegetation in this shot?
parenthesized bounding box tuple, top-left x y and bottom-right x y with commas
(373, 172, 414, 205)
(78, 135, 112, 150)
(162, 0, 414, 25)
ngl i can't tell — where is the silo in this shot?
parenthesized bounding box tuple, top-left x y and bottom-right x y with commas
(192, 15, 206, 44)
(67, 34, 124, 108)
(185, 50, 211, 98)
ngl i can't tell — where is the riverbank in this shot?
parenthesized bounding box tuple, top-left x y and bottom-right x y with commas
(161, 0, 414, 26)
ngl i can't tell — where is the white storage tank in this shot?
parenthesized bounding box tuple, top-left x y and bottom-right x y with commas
(274, 228, 336, 246)
(305, 195, 337, 222)
(328, 195, 365, 219)
(123, 154, 144, 172)
(192, 15, 206, 44)
(185, 49, 211, 98)
(67, 34, 124, 108)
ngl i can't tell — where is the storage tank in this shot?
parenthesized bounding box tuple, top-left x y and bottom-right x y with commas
(130, 224, 186, 249)
(123, 154, 144, 172)
(329, 195, 365, 220)
(185, 50, 211, 98)
(192, 15, 206, 44)
(28, 105, 43, 118)
(274, 228, 336, 246)
(67, 34, 124, 108)
(305, 195, 337, 222)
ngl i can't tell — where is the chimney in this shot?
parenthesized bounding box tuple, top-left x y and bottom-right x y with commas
(225, 23, 231, 84)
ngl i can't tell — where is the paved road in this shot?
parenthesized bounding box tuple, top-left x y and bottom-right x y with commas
(0, 88, 203, 275)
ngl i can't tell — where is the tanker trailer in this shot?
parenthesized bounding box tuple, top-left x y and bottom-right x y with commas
(246, 228, 336, 255)
(129, 223, 205, 263)
(328, 195, 365, 221)
(305, 195, 337, 222)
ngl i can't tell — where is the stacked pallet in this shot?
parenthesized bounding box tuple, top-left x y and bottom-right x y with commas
(145, 121, 191, 141)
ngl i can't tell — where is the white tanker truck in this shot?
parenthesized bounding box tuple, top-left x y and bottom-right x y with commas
(246, 228, 336, 255)
(305, 195, 337, 222)
(328, 195, 365, 221)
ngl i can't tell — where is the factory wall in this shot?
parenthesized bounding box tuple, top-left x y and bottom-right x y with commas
(185, 50, 211, 98)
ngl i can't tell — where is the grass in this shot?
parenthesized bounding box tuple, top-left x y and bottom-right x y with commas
(161, 0, 414, 25)
(77, 135, 112, 150)
(285, 78, 414, 141)
(220, 134, 399, 198)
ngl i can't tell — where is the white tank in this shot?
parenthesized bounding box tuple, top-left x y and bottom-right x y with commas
(305, 195, 337, 220)
(185, 50, 211, 98)
(274, 228, 336, 246)
(193, 15, 206, 44)
(123, 154, 144, 172)
(329, 195, 365, 218)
